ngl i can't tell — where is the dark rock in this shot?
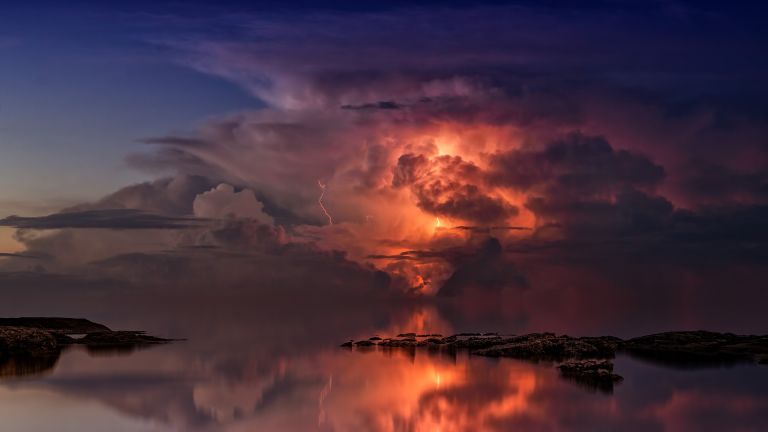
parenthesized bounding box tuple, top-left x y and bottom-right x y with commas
(0, 327, 60, 357)
(558, 359, 623, 393)
(353, 340, 376, 347)
(369, 336, 382, 341)
(440, 335, 458, 344)
(0, 318, 177, 378)
(77, 331, 172, 347)
(340, 341, 353, 348)
(397, 333, 416, 338)
(623, 331, 768, 365)
(380, 339, 417, 348)
(0, 318, 110, 334)
(453, 336, 505, 349)
(473, 334, 619, 360)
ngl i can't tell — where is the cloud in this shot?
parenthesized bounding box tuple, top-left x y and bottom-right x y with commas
(3, 1, 768, 306)
(193, 183, 274, 225)
(67, 175, 217, 216)
(678, 162, 768, 205)
(0, 209, 205, 230)
(340, 100, 403, 110)
(488, 133, 665, 195)
(0, 252, 48, 260)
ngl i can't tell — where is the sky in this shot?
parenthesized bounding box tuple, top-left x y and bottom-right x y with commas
(0, 1, 767, 334)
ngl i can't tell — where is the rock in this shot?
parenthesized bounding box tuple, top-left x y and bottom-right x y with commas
(340, 341, 353, 348)
(380, 338, 417, 348)
(558, 359, 623, 393)
(473, 334, 619, 360)
(1, 318, 175, 363)
(0, 327, 59, 358)
(0, 318, 177, 378)
(77, 331, 172, 347)
(397, 333, 416, 338)
(353, 340, 376, 347)
(453, 335, 505, 349)
(369, 336, 382, 341)
(0, 318, 110, 334)
(623, 331, 768, 365)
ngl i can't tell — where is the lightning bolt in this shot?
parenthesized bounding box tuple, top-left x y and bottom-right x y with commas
(318, 374, 333, 426)
(317, 180, 333, 225)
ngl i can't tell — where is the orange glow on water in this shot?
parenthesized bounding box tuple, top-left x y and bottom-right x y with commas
(317, 346, 544, 432)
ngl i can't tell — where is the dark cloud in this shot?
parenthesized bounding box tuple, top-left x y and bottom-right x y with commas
(525, 188, 674, 238)
(393, 153, 517, 224)
(340, 100, 403, 110)
(0, 209, 205, 230)
(452, 226, 530, 233)
(391, 153, 431, 188)
(438, 237, 527, 297)
(488, 133, 665, 195)
(140, 136, 210, 148)
(679, 162, 768, 204)
(415, 183, 518, 224)
(0, 252, 48, 259)
(67, 175, 217, 216)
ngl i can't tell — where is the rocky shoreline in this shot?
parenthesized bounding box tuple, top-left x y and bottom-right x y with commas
(0, 317, 178, 378)
(342, 330, 768, 392)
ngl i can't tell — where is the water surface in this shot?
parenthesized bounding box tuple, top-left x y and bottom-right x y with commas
(2, 303, 767, 432)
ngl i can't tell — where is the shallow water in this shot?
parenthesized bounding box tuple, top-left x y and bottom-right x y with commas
(2, 309, 767, 432)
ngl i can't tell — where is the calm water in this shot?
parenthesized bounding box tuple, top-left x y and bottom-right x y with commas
(1, 299, 767, 432)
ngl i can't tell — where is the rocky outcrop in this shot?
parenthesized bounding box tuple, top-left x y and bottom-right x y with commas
(0, 317, 178, 378)
(0, 327, 59, 358)
(0, 318, 110, 334)
(623, 331, 768, 366)
(472, 334, 620, 360)
(558, 359, 623, 393)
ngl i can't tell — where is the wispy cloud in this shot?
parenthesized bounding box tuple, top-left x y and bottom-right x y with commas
(0, 209, 206, 230)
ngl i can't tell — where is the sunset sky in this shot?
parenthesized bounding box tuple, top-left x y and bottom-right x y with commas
(1, 1, 767, 334)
